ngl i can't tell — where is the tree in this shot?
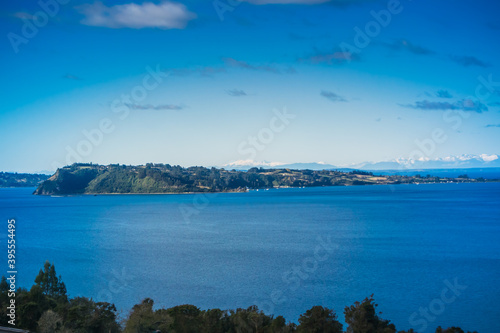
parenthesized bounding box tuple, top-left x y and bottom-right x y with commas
(64, 297, 121, 333)
(0, 276, 10, 325)
(344, 295, 396, 333)
(0, 276, 8, 293)
(201, 308, 228, 332)
(0, 262, 120, 332)
(124, 298, 158, 333)
(435, 327, 478, 333)
(34, 261, 67, 299)
(16, 285, 55, 331)
(167, 304, 202, 332)
(270, 315, 287, 331)
(19, 301, 44, 331)
(228, 305, 273, 332)
(38, 310, 63, 333)
(297, 305, 343, 333)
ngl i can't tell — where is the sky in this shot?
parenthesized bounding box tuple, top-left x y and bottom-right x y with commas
(1, 0, 500, 173)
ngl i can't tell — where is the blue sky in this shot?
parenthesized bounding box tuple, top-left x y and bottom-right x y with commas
(1, 0, 500, 172)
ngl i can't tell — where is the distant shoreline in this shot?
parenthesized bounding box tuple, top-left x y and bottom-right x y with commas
(24, 180, 499, 197)
(3, 163, 492, 195)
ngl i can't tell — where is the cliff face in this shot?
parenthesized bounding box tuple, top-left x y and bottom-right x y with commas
(33, 167, 100, 195)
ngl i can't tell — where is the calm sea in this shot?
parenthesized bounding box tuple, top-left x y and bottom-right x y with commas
(0, 183, 499, 332)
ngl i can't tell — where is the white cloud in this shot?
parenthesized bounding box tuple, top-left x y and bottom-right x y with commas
(77, 1, 196, 29)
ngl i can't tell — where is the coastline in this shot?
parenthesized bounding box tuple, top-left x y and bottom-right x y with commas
(32, 180, 500, 196)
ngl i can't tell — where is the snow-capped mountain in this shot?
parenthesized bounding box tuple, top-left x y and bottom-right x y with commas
(223, 154, 500, 171)
(222, 160, 338, 170)
(223, 160, 286, 169)
(355, 154, 500, 170)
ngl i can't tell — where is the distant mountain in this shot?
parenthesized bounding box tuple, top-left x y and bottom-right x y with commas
(353, 161, 402, 170)
(279, 162, 339, 170)
(222, 160, 338, 171)
(224, 154, 500, 172)
(222, 160, 287, 170)
(354, 154, 500, 170)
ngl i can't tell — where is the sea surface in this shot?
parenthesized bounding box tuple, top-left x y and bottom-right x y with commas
(1, 183, 499, 332)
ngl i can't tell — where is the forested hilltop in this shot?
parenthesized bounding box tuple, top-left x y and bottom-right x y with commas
(0, 172, 49, 188)
(33, 163, 486, 195)
(0, 262, 478, 333)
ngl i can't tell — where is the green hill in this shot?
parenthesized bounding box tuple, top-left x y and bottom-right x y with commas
(0, 172, 49, 188)
(33, 163, 484, 195)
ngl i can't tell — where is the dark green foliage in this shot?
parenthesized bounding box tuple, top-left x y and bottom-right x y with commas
(123, 298, 158, 333)
(349, 170, 374, 176)
(228, 305, 274, 332)
(63, 297, 121, 333)
(34, 261, 67, 299)
(0, 265, 479, 333)
(271, 315, 296, 333)
(33, 166, 99, 194)
(167, 304, 202, 332)
(18, 301, 43, 331)
(344, 295, 396, 333)
(14, 284, 59, 330)
(124, 302, 297, 333)
(201, 308, 228, 333)
(435, 327, 478, 333)
(0, 172, 49, 187)
(0, 262, 120, 332)
(297, 306, 342, 333)
(34, 163, 482, 195)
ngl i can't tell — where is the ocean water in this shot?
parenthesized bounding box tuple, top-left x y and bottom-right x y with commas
(0, 183, 499, 332)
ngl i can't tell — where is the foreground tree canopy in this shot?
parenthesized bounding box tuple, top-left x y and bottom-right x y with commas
(0, 262, 478, 333)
